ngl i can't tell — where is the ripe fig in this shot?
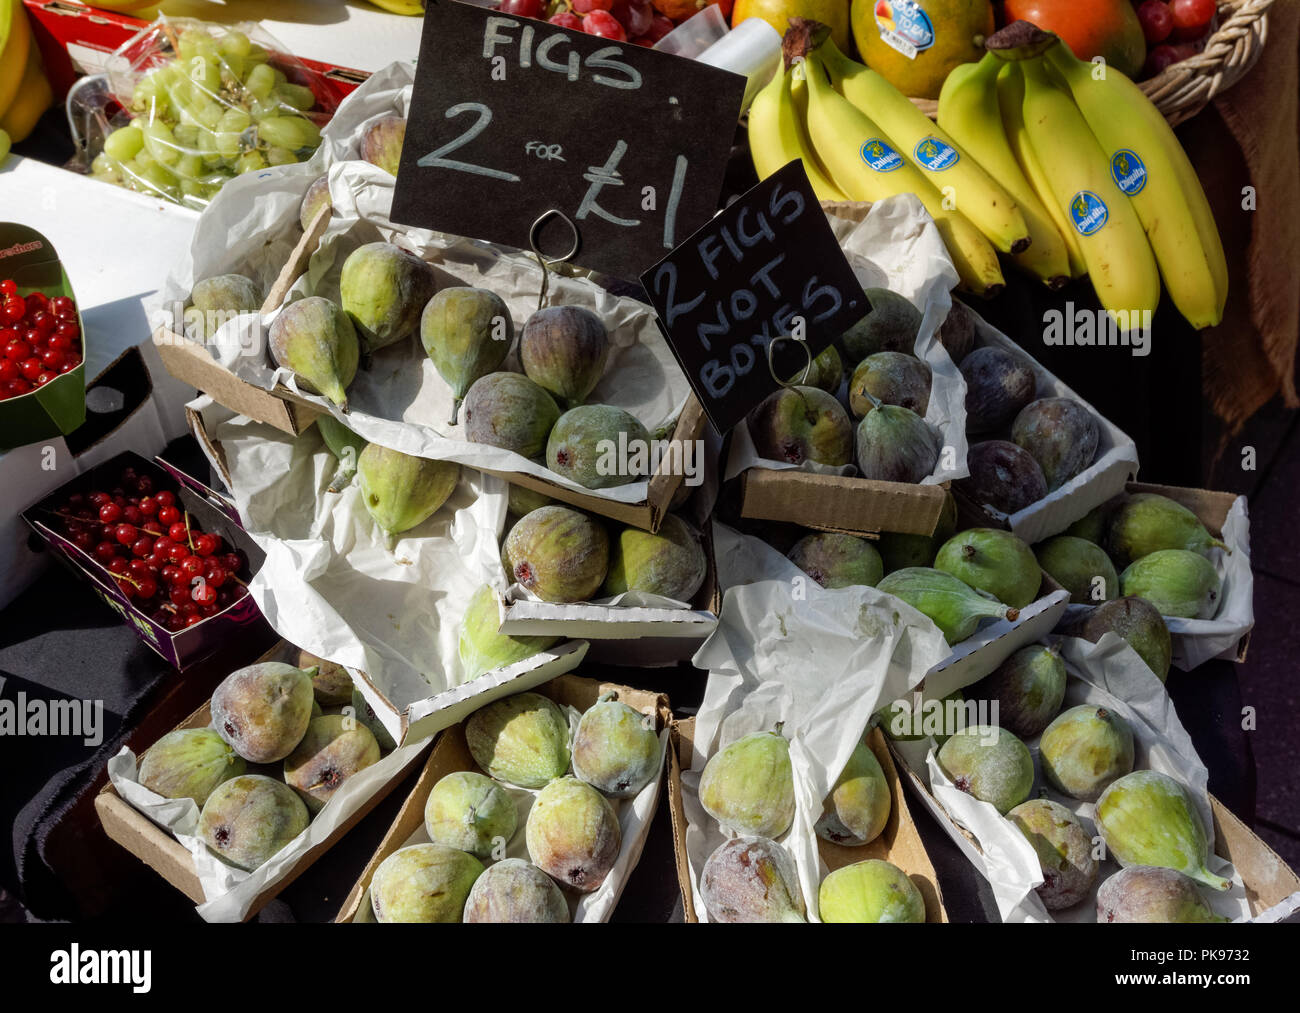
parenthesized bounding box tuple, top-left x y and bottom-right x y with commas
(138, 728, 245, 806)
(283, 714, 380, 812)
(848, 351, 931, 419)
(1012, 397, 1099, 491)
(525, 776, 622, 893)
(937, 724, 1034, 814)
(960, 346, 1037, 433)
(1096, 866, 1228, 923)
(786, 531, 884, 589)
(424, 771, 518, 858)
(572, 693, 660, 798)
(602, 513, 706, 601)
(1057, 595, 1172, 682)
(464, 691, 571, 789)
(359, 114, 405, 175)
(546, 404, 650, 489)
(211, 662, 316, 764)
(838, 288, 921, 362)
(357, 443, 460, 535)
(747, 385, 854, 467)
(1119, 549, 1221, 619)
(198, 774, 309, 872)
(462, 372, 560, 458)
(268, 296, 358, 409)
(969, 644, 1066, 738)
(934, 527, 1041, 609)
(1008, 799, 1098, 911)
(463, 858, 570, 923)
(701, 837, 806, 923)
(958, 440, 1048, 515)
(421, 288, 513, 420)
(855, 401, 941, 483)
(698, 728, 795, 839)
(519, 305, 609, 406)
(1035, 534, 1119, 604)
(818, 859, 925, 923)
(504, 505, 609, 603)
(1040, 705, 1134, 801)
(816, 739, 891, 846)
(370, 843, 483, 922)
(339, 242, 435, 353)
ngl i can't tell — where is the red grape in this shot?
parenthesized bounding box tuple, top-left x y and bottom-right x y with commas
(1137, 1, 1174, 44)
(549, 11, 583, 28)
(612, 0, 652, 37)
(583, 9, 625, 38)
(572, 0, 613, 10)
(498, 0, 545, 15)
(1170, 0, 1214, 39)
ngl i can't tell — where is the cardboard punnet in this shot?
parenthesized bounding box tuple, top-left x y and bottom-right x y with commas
(93, 642, 430, 920)
(668, 717, 948, 922)
(335, 673, 673, 923)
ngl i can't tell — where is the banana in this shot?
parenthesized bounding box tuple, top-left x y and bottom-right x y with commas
(748, 62, 848, 203)
(365, 0, 426, 15)
(0, 0, 34, 118)
(997, 64, 1088, 280)
(818, 39, 1030, 256)
(0, 42, 51, 145)
(1045, 43, 1227, 328)
(802, 54, 1004, 298)
(1014, 58, 1160, 325)
(938, 53, 1071, 289)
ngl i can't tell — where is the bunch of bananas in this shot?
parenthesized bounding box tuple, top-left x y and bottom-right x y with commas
(0, 0, 54, 147)
(749, 21, 1227, 329)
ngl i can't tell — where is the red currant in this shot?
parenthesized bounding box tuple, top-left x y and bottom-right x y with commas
(139, 496, 158, 517)
(19, 358, 42, 381)
(157, 505, 181, 526)
(168, 522, 189, 544)
(169, 585, 190, 606)
(161, 564, 184, 585)
(0, 279, 15, 298)
(122, 505, 143, 525)
(131, 536, 154, 558)
(99, 503, 122, 524)
(51, 296, 76, 320)
(116, 578, 136, 600)
(194, 532, 220, 557)
(137, 577, 159, 600)
(155, 490, 175, 507)
(94, 541, 117, 562)
(0, 359, 16, 382)
(168, 543, 189, 564)
(5, 339, 31, 361)
(192, 582, 218, 606)
(184, 614, 204, 627)
(2, 301, 24, 325)
(204, 564, 228, 588)
(115, 523, 138, 545)
(499, 0, 545, 14)
(107, 557, 129, 575)
(180, 555, 204, 578)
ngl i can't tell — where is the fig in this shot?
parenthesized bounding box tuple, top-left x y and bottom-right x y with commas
(370, 843, 483, 922)
(464, 691, 571, 789)
(838, 288, 921, 363)
(787, 343, 843, 394)
(877, 567, 1020, 643)
(1012, 397, 1099, 491)
(1119, 549, 1221, 619)
(747, 385, 853, 467)
(602, 513, 706, 601)
(138, 727, 245, 806)
(698, 728, 795, 839)
(462, 372, 560, 458)
(198, 774, 309, 872)
(459, 584, 560, 680)
(519, 305, 609, 406)
(855, 401, 941, 483)
(879, 689, 967, 745)
(1040, 705, 1134, 801)
(295, 648, 352, 707)
(546, 404, 650, 489)
(848, 351, 932, 419)
(786, 531, 884, 589)
(525, 776, 622, 893)
(958, 440, 1049, 516)
(357, 443, 460, 535)
(1096, 866, 1228, 923)
(359, 114, 406, 175)
(339, 242, 435, 353)
(211, 662, 316, 764)
(934, 527, 1041, 609)
(936, 298, 976, 363)
(571, 693, 660, 798)
(299, 175, 331, 231)
(701, 837, 806, 923)
(463, 858, 570, 923)
(936, 725, 1034, 814)
(283, 714, 380, 812)
(816, 739, 891, 846)
(187, 273, 261, 340)
(960, 346, 1037, 433)
(424, 770, 518, 858)
(1064, 497, 1122, 545)
(1035, 534, 1119, 604)
(970, 644, 1066, 738)
(504, 505, 609, 603)
(507, 483, 553, 516)
(1007, 799, 1098, 911)
(318, 415, 366, 493)
(1058, 596, 1172, 682)
(268, 296, 359, 409)
(421, 288, 513, 420)
(818, 859, 925, 923)
(351, 686, 397, 751)
(876, 492, 957, 573)
(1106, 493, 1228, 569)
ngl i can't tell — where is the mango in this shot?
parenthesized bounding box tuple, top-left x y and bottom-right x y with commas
(701, 837, 805, 923)
(816, 739, 891, 846)
(519, 305, 609, 406)
(424, 770, 518, 858)
(463, 858, 570, 923)
(972, 645, 1065, 738)
(1096, 866, 1228, 923)
(546, 404, 650, 489)
(339, 242, 435, 353)
(465, 691, 571, 789)
(1059, 596, 1172, 682)
(960, 346, 1037, 433)
(848, 351, 932, 419)
(1119, 549, 1221, 620)
(295, 648, 352, 707)
(283, 715, 380, 812)
(356, 443, 459, 535)
(350, 686, 397, 751)
(459, 584, 560, 680)
(747, 385, 853, 467)
(698, 728, 795, 839)
(508, 483, 553, 516)
(937, 725, 1033, 814)
(462, 372, 561, 457)
(936, 298, 975, 363)
(818, 859, 925, 923)
(1106, 493, 1227, 569)
(935, 527, 1040, 609)
(421, 288, 512, 419)
(268, 296, 358, 409)
(369, 843, 483, 922)
(525, 776, 622, 893)
(855, 402, 941, 483)
(359, 114, 405, 175)
(602, 513, 706, 601)
(838, 288, 921, 363)
(958, 440, 1049, 516)
(504, 505, 609, 603)
(188, 273, 261, 340)
(1007, 799, 1098, 911)
(1095, 770, 1230, 891)
(138, 727, 245, 806)
(1040, 705, 1134, 801)
(198, 774, 309, 872)
(299, 175, 332, 231)
(572, 693, 660, 798)
(211, 661, 316, 764)
(786, 531, 883, 589)
(1012, 397, 1099, 491)
(877, 567, 1019, 643)
(1035, 534, 1119, 604)
(877, 492, 957, 572)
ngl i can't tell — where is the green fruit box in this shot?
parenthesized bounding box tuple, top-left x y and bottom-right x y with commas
(0, 224, 87, 451)
(336, 674, 672, 923)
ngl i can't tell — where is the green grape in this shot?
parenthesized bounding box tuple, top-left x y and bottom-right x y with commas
(265, 146, 297, 166)
(176, 29, 209, 63)
(196, 126, 218, 157)
(215, 131, 242, 160)
(91, 152, 120, 179)
(258, 115, 320, 151)
(190, 56, 221, 95)
(218, 107, 251, 133)
(244, 62, 276, 100)
(175, 153, 204, 179)
(132, 149, 157, 172)
(272, 68, 287, 86)
(140, 160, 180, 197)
(219, 31, 252, 59)
(103, 125, 145, 162)
(237, 150, 267, 174)
(142, 121, 181, 167)
(220, 54, 247, 83)
(173, 123, 199, 147)
(273, 83, 316, 112)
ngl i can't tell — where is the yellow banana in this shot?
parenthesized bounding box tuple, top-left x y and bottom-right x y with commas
(997, 64, 1087, 279)
(1045, 43, 1227, 328)
(1015, 58, 1160, 325)
(818, 38, 1029, 256)
(366, 0, 426, 15)
(803, 54, 1004, 298)
(0, 42, 51, 145)
(0, 0, 34, 118)
(938, 53, 1071, 289)
(748, 62, 848, 203)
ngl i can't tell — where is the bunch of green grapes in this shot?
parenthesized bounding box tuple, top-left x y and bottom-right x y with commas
(92, 28, 325, 209)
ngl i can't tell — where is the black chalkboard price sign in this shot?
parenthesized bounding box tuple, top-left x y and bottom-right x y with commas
(390, 0, 747, 281)
(640, 159, 866, 435)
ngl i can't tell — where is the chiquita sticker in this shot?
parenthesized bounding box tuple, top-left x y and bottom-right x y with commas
(1111, 149, 1148, 195)
(861, 138, 904, 173)
(874, 1, 936, 59)
(1070, 191, 1110, 236)
(914, 137, 960, 171)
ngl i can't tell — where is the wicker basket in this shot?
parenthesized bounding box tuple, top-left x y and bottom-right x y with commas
(910, 0, 1274, 126)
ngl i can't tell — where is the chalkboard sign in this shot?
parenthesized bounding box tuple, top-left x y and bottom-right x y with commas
(390, 0, 748, 281)
(640, 160, 866, 435)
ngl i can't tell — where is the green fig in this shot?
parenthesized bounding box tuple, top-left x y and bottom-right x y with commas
(878, 690, 967, 745)
(459, 584, 560, 680)
(283, 714, 380, 812)
(1095, 770, 1230, 891)
(198, 774, 309, 872)
(211, 661, 316, 764)
(877, 492, 957, 573)
(187, 273, 260, 340)
(786, 531, 884, 589)
(370, 843, 483, 922)
(1106, 493, 1228, 569)
(525, 776, 622, 893)
(937, 725, 1034, 814)
(339, 242, 435, 353)
(504, 505, 609, 603)
(138, 728, 245, 806)
(546, 404, 650, 489)
(351, 686, 397, 751)
(1040, 705, 1135, 801)
(1008, 798, 1098, 911)
(462, 372, 561, 458)
(701, 837, 806, 923)
(421, 287, 513, 423)
(855, 400, 941, 483)
(848, 351, 932, 419)
(787, 343, 843, 394)
(602, 513, 706, 601)
(571, 693, 660, 798)
(877, 567, 1020, 643)
(747, 386, 854, 467)
(816, 739, 891, 846)
(299, 175, 331, 231)
(359, 115, 406, 175)
(1035, 534, 1119, 604)
(698, 728, 795, 839)
(1096, 866, 1228, 923)
(1119, 549, 1221, 619)
(268, 296, 359, 409)
(424, 770, 518, 858)
(1064, 496, 1123, 545)
(838, 288, 921, 363)
(818, 859, 925, 923)
(464, 691, 571, 789)
(507, 483, 553, 516)
(356, 443, 460, 535)
(934, 527, 1041, 609)
(1058, 596, 1172, 682)
(317, 414, 366, 493)
(970, 644, 1066, 738)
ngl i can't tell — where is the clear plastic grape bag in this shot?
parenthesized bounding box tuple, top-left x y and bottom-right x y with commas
(71, 17, 338, 211)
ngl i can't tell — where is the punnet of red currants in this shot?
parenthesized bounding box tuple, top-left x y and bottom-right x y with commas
(45, 464, 251, 633)
(0, 278, 84, 401)
(497, 0, 676, 48)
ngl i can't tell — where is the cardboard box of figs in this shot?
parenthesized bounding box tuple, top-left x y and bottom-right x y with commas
(667, 718, 949, 923)
(336, 674, 673, 923)
(94, 642, 429, 920)
(154, 209, 706, 533)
